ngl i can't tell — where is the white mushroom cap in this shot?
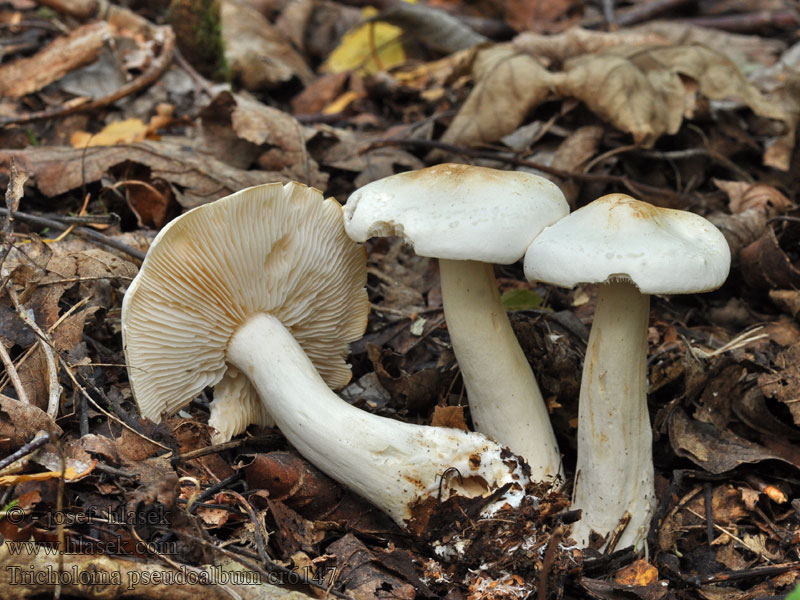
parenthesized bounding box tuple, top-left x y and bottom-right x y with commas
(524, 193, 731, 294)
(344, 163, 568, 263)
(122, 182, 368, 422)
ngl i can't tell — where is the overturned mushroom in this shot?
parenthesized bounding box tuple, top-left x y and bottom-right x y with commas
(122, 182, 529, 528)
(344, 164, 568, 481)
(524, 194, 730, 549)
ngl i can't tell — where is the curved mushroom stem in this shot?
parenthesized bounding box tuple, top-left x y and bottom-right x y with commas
(438, 259, 562, 482)
(570, 280, 655, 550)
(227, 312, 529, 528)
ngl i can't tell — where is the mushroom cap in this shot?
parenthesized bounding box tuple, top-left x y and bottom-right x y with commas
(524, 193, 731, 294)
(343, 163, 568, 264)
(122, 182, 368, 421)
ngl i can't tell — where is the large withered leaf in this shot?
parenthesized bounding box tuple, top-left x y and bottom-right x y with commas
(443, 42, 788, 152)
(558, 44, 787, 145)
(440, 46, 555, 149)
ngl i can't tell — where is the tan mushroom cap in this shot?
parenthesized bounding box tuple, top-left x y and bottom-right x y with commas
(122, 182, 369, 422)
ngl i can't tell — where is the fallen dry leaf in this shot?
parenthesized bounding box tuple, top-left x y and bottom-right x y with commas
(322, 7, 406, 75)
(669, 407, 792, 473)
(0, 459, 96, 485)
(441, 45, 554, 149)
(70, 118, 151, 148)
(222, 0, 314, 88)
(614, 558, 659, 586)
(0, 21, 111, 99)
(0, 140, 290, 208)
(200, 91, 326, 188)
(0, 395, 61, 449)
(758, 343, 800, 426)
(431, 405, 468, 431)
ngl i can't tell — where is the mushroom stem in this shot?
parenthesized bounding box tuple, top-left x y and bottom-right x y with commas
(227, 312, 529, 527)
(570, 280, 655, 549)
(438, 259, 562, 481)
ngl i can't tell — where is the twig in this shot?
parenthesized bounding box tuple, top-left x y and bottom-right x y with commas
(538, 525, 564, 600)
(59, 355, 171, 450)
(0, 342, 28, 405)
(6, 283, 61, 419)
(41, 213, 120, 226)
(704, 482, 714, 547)
(172, 46, 215, 98)
(0, 432, 51, 472)
(678, 9, 800, 33)
(185, 472, 242, 514)
(0, 26, 176, 126)
(684, 562, 800, 586)
(225, 490, 270, 565)
(0, 208, 146, 260)
(172, 440, 245, 465)
(602, 0, 616, 26)
(685, 507, 774, 563)
(612, 0, 697, 27)
(0, 160, 26, 284)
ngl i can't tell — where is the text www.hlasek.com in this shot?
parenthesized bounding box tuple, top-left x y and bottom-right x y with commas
(5, 538, 178, 557)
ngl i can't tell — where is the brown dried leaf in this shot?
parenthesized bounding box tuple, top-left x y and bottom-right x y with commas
(327, 533, 416, 600)
(222, 0, 314, 89)
(291, 72, 349, 115)
(268, 500, 324, 557)
(557, 44, 788, 145)
(713, 180, 793, 215)
(635, 21, 786, 70)
(758, 343, 800, 426)
(115, 426, 164, 463)
(0, 395, 61, 449)
(77, 433, 120, 464)
(431, 405, 468, 431)
(669, 408, 791, 474)
(513, 26, 667, 62)
(16, 353, 50, 412)
(200, 91, 326, 188)
(614, 559, 659, 586)
(52, 306, 99, 352)
(0, 21, 111, 99)
(0, 140, 289, 208)
(440, 45, 554, 149)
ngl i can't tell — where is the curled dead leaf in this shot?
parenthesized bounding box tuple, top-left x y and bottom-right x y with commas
(441, 46, 554, 149)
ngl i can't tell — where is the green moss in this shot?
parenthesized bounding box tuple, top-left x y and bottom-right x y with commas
(168, 0, 230, 82)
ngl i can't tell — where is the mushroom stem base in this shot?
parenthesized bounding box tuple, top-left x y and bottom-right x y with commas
(569, 281, 655, 550)
(227, 312, 530, 528)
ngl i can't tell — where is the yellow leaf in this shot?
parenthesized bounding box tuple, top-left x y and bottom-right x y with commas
(322, 90, 364, 114)
(322, 6, 408, 75)
(70, 119, 150, 148)
(614, 558, 659, 586)
(0, 460, 97, 485)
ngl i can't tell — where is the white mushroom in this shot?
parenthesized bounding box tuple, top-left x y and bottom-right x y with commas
(524, 193, 731, 549)
(344, 164, 568, 482)
(122, 182, 529, 528)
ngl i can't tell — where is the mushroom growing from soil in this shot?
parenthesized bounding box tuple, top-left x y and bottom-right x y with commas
(344, 164, 568, 482)
(122, 182, 529, 529)
(524, 193, 730, 549)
